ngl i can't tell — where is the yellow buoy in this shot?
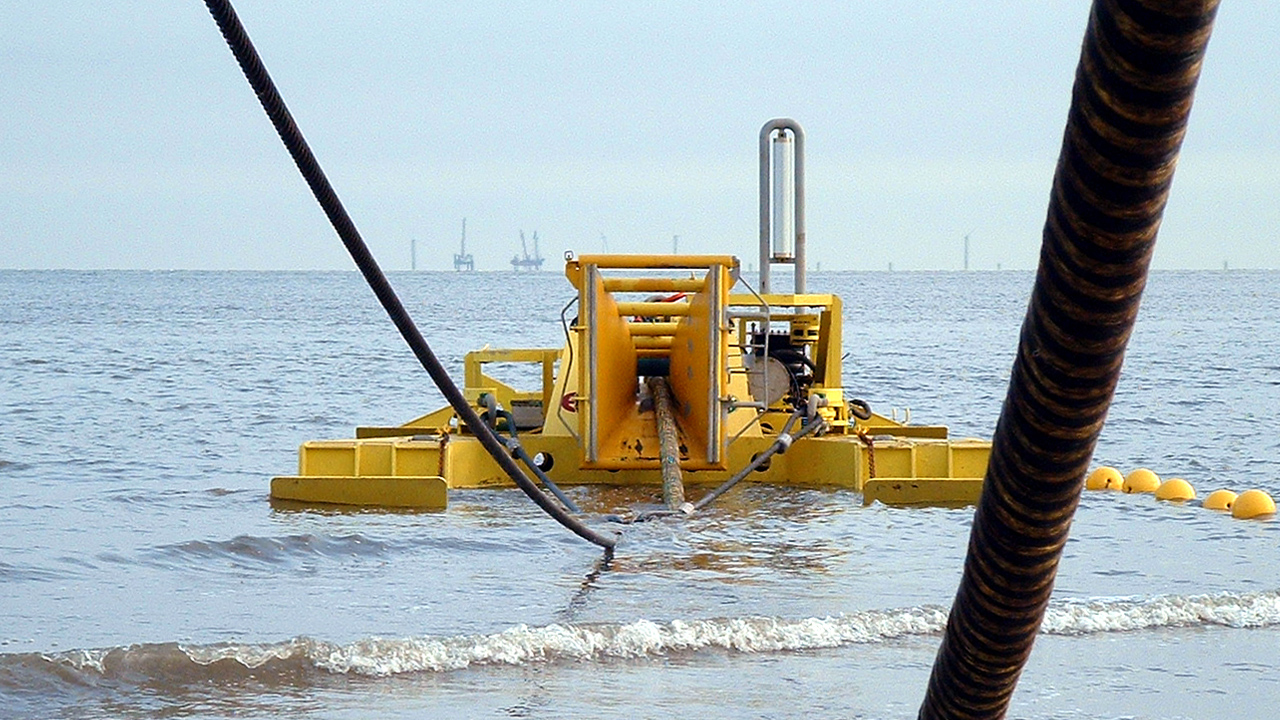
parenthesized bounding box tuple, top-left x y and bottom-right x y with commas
(1231, 489, 1276, 519)
(1203, 489, 1237, 511)
(1154, 477, 1196, 502)
(1085, 466, 1124, 491)
(1122, 468, 1161, 494)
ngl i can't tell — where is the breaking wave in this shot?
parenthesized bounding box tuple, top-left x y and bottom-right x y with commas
(1040, 590, 1280, 635)
(3, 590, 1277, 694)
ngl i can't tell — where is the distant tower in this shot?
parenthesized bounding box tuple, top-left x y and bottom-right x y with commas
(511, 230, 545, 270)
(411, 238, 417, 270)
(453, 218, 474, 272)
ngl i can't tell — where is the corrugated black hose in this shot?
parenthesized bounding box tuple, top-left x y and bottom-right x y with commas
(919, 1, 1219, 717)
(201, 0, 616, 550)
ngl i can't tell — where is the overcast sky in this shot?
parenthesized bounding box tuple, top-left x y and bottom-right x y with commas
(3, 2, 1277, 271)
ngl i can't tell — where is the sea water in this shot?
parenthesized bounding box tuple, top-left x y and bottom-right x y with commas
(1, 268, 1277, 719)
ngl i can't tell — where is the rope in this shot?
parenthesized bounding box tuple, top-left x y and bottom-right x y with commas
(437, 429, 449, 478)
(919, 1, 1220, 716)
(201, 0, 615, 549)
(855, 426, 876, 479)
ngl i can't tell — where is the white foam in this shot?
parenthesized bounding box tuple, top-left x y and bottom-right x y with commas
(122, 590, 1280, 678)
(42, 647, 112, 673)
(183, 638, 310, 668)
(1041, 590, 1280, 635)
(303, 607, 951, 676)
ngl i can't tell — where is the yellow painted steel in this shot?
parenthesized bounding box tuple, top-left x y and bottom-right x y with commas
(629, 322, 680, 336)
(566, 254, 738, 281)
(271, 475, 447, 509)
(276, 436, 449, 508)
(279, 427, 988, 505)
(632, 335, 674, 350)
(580, 263, 643, 466)
(863, 477, 984, 507)
(667, 262, 730, 468)
(461, 348, 559, 423)
(273, 253, 994, 509)
(603, 277, 706, 293)
(615, 301, 691, 317)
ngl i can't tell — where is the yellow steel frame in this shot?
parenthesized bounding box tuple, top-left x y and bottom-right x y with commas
(272, 253, 993, 510)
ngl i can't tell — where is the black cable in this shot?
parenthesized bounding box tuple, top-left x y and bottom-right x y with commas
(492, 409, 582, 514)
(919, 1, 1220, 716)
(202, 0, 615, 549)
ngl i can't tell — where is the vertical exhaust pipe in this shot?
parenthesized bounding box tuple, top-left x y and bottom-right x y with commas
(759, 118, 806, 293)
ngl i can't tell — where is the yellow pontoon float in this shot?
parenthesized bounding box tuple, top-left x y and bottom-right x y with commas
(271, 121, 991, 512)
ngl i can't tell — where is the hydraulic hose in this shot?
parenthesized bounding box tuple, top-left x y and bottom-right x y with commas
(202, 0, 616, 549)
(693, 412, 820, 512)
(491, 408, 582, 514)
(630, 409, 817, 522)
(919, 1, 1219, 717)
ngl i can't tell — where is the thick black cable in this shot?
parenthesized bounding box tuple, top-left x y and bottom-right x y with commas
(201, 0, 616, 549)
(918, 1, 1219, 716)
(490, 409, 582, 513)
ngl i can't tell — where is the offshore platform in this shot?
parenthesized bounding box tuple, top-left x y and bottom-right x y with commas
(511, 231, 544, 271)
(453, 218, 474, 272)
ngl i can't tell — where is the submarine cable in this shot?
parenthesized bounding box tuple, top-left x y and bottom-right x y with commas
(646, 377, 686, 510)
(201, 0, 616, 549)
(629, 409, 824, 522)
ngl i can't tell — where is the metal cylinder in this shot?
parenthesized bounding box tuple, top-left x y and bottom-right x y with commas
(918, 1, 1220, 717)
(758, 118, 806, 294)
(772, 132, 795, 260)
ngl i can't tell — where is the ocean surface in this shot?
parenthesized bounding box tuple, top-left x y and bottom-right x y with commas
(1, 267, 1277, 719)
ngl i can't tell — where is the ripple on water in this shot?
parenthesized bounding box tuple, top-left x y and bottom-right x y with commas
(0, 561, 75, 584)
(147, 533, 393, 568)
